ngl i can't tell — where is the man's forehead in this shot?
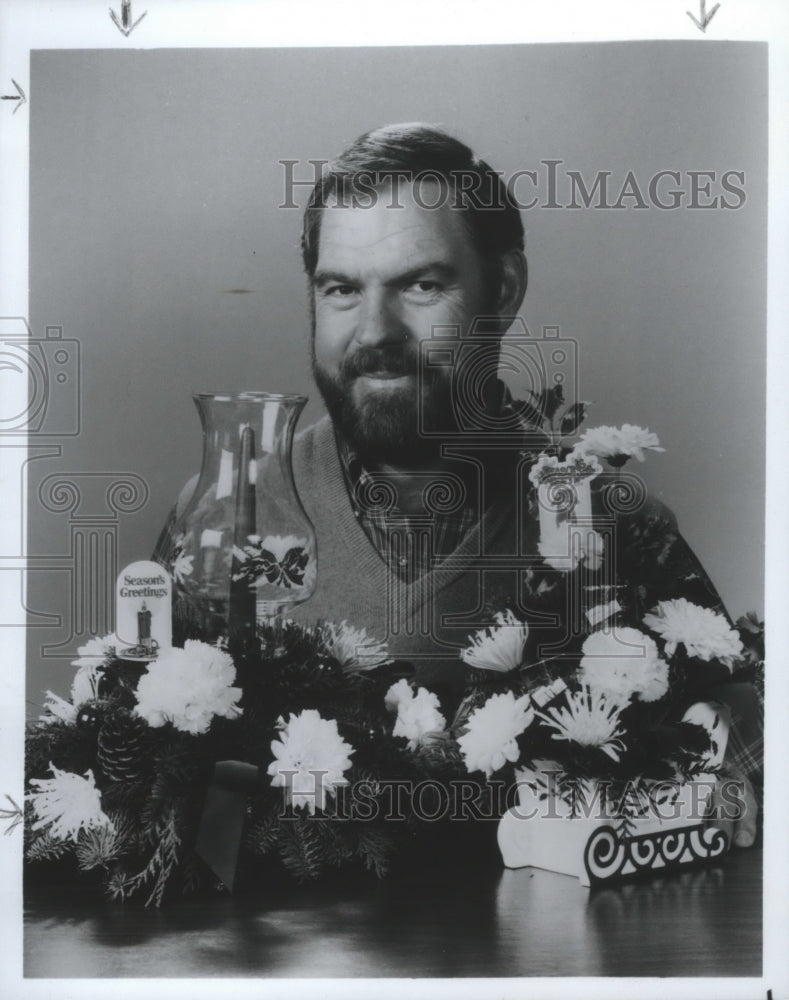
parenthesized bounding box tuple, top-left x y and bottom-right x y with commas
(315, 182, 477, 273)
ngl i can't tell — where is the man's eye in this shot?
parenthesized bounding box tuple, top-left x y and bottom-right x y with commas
(405, 280, 442, 296)
(326, 284, 358, 297)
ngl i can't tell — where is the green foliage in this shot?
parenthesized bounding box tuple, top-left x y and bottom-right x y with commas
(74, 813, 134, 871)
(276, 814, 334, 881)
(110, 807, 182, 907)
(25, 721, 98, 779)
(354, 825, 399, 878)
(25, 830, 71, 864)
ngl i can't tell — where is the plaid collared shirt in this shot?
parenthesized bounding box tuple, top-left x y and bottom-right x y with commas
(336, 436, 482, 581)
(721, 664, 764, 792)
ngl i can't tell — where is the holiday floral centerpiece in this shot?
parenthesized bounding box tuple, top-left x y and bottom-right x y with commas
(22, 392, 764, 905)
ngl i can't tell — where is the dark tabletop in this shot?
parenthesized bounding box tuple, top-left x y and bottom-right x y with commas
(24, 845, 762, 979)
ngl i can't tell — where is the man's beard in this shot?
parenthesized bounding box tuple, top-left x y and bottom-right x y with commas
(311, 342, 455, 467)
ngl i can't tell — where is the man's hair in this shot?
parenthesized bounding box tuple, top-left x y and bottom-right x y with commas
(300, 122, 525, 290)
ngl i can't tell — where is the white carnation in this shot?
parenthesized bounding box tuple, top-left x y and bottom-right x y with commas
(134, 640, 242, 735)
(385, 682, 446, 751)
(384, 678, 412, 713)
(580, 627, 669, 703)
(457, 692, 534, 778)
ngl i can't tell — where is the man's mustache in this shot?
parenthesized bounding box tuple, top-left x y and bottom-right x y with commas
(341, 345, 420, 379)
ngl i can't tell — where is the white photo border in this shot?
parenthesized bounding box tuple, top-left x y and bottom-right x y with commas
(1, 2, 786, 999)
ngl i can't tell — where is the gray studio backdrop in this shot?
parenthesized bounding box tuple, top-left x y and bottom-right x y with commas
(26, 42, 767, 709)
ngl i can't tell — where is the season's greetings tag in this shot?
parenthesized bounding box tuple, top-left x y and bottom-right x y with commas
(115, 560, 172, 658)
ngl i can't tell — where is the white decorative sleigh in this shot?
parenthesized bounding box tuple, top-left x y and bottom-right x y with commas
(497, 701, 732, 887)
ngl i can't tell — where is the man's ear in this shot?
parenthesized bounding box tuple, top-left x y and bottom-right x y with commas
(495, 250, 528, 320)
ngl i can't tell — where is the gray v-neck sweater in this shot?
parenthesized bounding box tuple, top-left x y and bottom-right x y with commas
(288, 416, 533, 688)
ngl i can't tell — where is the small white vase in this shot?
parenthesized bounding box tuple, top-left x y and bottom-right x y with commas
(497, 701, 732, 887)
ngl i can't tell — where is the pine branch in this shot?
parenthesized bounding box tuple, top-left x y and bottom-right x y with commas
(74, 812, 135, 871)
(613, 778, 650, 840)
(311, 819, 354, 868)
(139, 742, 204, 834)
(244, 813, 281, 858)
(25, 831, 72, 864)
(110, 807, 182, 907)
(99, 778, 148, 814)
(276, 816, 326, 881)
(180, 851, 206, 896)
(354, 825, 398, 878)
(25, 721, 97, 779)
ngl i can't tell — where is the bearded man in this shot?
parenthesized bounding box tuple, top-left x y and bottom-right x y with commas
(290, 123, 534, 679)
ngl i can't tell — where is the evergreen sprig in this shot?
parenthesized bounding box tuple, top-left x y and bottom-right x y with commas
(111, 807, 182, 907)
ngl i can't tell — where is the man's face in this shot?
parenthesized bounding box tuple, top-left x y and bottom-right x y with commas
(310, 181, 492, 466)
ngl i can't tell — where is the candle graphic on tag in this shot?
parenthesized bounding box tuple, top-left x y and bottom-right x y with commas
(138, 602, 152, 650)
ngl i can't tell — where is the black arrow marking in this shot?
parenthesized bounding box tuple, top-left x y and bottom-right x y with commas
(110, 0, 147, 37)
(1, 79, 26, 115)
(687, 0, 720, 32)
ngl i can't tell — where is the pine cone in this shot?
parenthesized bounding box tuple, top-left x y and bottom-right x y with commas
(97, 708, 149, 783)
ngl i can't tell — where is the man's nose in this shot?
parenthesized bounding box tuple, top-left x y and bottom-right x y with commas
(354, 291, 406, 347)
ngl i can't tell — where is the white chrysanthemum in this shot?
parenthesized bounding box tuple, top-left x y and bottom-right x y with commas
(39, 691, 77, 726)
(536, 686, 626, 761)
(267, 709, 354, 814)
(28, 765, 113, 843)
(457, 692, 535, 778)
(642, 598, 744, 666)
(385, 682, 446, 751)
(322, 620, 392, 672)
(579, 627, 669, 703)
(70, 634, 114, 671)
(134, 640, 242, 735)
(459, 610, 528, 673)
(576, 424, 664, 463)
(538, 522, 604, 572)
